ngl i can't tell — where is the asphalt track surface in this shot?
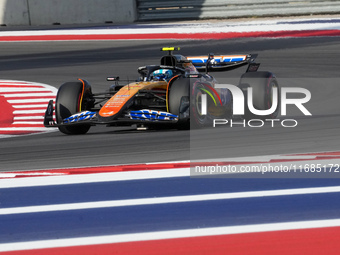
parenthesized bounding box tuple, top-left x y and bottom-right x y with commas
(1, 176, 340, 254)
(1, 37, 340, 171)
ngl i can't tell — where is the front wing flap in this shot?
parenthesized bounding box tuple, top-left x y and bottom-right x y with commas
(43, 100, 179, 128)
(129, 110, 178, 121)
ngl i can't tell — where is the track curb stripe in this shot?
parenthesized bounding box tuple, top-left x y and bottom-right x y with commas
(0, 30, 339, 41)
(0, 80, 57, 137)
(1, 219, 340, 254)
(2, 151, 340, 179)
(1, 18, 340, 41)
(4, 227, 339, 255)
(2, 185, 340, 215)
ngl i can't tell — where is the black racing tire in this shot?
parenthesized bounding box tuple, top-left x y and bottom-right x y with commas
(190, 82, 218, 129)
(168, 76, 190, 129)
(264, 77, 280, 119)
(55, 81, 92, 135)
(239, 71, 280, 120)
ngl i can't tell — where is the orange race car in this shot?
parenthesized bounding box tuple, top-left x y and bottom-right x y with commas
(44, 47, 279, 135)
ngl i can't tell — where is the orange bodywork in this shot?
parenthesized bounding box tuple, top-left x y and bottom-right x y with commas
(99, 81, 167, 118)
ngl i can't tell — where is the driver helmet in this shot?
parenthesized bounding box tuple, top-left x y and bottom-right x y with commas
(152, 69, 173, 82)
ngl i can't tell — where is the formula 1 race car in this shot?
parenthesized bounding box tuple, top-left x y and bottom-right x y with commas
(44, 47, 279, 134)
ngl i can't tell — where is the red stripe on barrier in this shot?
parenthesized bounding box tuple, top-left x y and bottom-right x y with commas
(0, 30, 339, 41)
(2, 226, 340, 255)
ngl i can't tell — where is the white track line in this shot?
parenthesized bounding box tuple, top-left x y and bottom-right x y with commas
(0, 168, 190, 188)
(14, 116, 44, 120)
(0, 218, 340, 252)
(1, 186, 340, 215)
(9, 99, 54, 103)
(0, 88, 51, 92)
(12, 122, 44, 125)
(12, 104, 48, 108)
(2, 93, 55, 98)
(13, 109, 46, 114)
(0, 127, 50, 131)
(0, 83, 33, 86)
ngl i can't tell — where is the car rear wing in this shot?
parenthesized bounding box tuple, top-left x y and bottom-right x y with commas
(187, 54, 258, 72)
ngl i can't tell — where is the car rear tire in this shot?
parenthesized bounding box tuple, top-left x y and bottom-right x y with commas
(190, 82, 221, 128)
(55, 81, 92, 135)
(239, 71, 279, 120)
(264, 77, 280, 119)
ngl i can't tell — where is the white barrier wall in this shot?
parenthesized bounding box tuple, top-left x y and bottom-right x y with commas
(137, 0, 340, 21)
(28, 0, 136, 25)
(0, 0, 29, 26)
(0, 0, 136, 26)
